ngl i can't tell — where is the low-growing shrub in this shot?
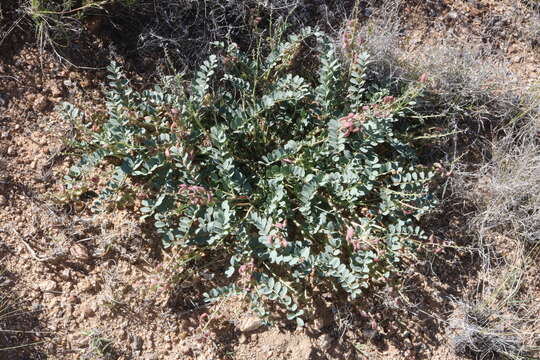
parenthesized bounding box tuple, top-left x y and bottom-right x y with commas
(63, 27, 437, 324)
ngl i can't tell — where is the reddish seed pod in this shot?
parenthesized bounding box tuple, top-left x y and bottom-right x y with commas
(199, 313, 209, 323)
(383, 96, 395, 104)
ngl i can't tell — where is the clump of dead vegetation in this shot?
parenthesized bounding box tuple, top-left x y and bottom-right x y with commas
(0, 268, 45, 358)
(11, 0, 358, 70)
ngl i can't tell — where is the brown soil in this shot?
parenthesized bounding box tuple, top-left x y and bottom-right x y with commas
(1, 0, 539, 359)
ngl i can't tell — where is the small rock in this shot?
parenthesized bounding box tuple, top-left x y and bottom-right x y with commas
(78, 278, 94, 292)
(239, 334, 248, 344)
(80, 301, 97, 318)
(447, 11, 459, 20)
(38, 279, 57, 292)
(312, 316, 331, 332)
(60, 268, 71, 280)
(319, 334, 333, 351)
(0, 131, 9, 139)
(67, 332, 88, 348)
(33, 94, 50, 112)
(144, 353, 157, 360)
(67, 295, 79, 304)
(239, 316, 264, 333)
(6, 146, 15, 156)
(0, 195, 7, 206)
(178, 343, 192, 355)
(80, 78, 91, 88)
(70, 243, 90, 261)
(49, 82, 64, 97)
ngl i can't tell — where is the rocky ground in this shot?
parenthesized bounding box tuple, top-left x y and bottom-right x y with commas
(1, 0, 540, 359)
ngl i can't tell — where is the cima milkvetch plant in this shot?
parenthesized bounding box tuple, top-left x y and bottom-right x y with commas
(62, 27, 437, 325)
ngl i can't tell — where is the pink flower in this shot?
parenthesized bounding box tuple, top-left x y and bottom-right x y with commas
(199, 313, 209, 323)
(274, 220, 287, 229)
(239, 264, 250, 275)
(345, 226, 355, 242)
(383, 96, 395, 104)
(341, 119, 354, 128)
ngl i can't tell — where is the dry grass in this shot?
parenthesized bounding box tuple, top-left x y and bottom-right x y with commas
(449, 239, 540, 359)
(450, 116, 540, 359)
(472, 121, 540, 245)
(0, 270, 45, 358)
(353, 3, 540, 359)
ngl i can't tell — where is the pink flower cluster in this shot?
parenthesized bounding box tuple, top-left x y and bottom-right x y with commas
(266, 220, 289, 248)
(238, 262, 254, 290)
(345, 225, 362, 251)
(341, 20, 364, 53)
(178, 184, 213, 205)
(339, 113, 365, 137)
(238, 262, 254, 276)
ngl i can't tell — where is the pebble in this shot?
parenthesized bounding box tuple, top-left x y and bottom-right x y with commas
(38, 279, 57, 292)
(70, 243, 90, 261)
(447, 11, 459, 20)
(33, 94, 49, 112)
(239, 316, 264, 333)
(6, 146, 15, 156)
(239, 334, 248, 344)
(81, 301, 97, 318)
(313, 317, 330, 332)
(49, 82, 64, 97)
(0, 195, 7, 206)
(178, 343, 192, 355)
(319, 334, 333, 351)
(144, 353, 157, 360)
